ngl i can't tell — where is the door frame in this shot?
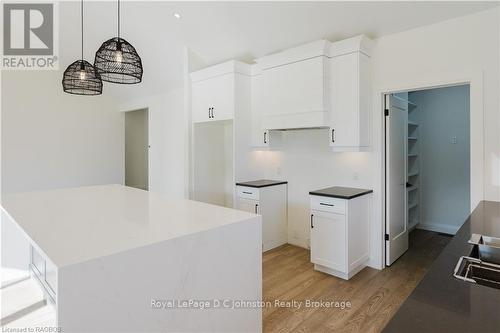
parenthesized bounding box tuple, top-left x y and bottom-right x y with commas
(122, 107, 150, 190)
(378, 71, 483, 268)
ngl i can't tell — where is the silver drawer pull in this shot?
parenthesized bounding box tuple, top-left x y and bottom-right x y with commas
(242, 191, 252, 194)
(320, 203, 334, 207)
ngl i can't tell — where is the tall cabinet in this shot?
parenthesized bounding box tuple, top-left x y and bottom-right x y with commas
(190, 61, 252, 208)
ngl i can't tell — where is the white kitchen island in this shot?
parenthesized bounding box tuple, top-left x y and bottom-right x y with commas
(1, 184, 262, 332)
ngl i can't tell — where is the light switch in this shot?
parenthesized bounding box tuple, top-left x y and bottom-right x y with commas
(451, 136, 458, 144)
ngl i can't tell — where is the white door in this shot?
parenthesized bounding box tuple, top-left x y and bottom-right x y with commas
(310, 211, 346, 271)
(125, 109, 149, 190)
(385, 94, 408, 266)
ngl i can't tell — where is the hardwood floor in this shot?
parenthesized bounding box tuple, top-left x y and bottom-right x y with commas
(263, 229, 451, 333)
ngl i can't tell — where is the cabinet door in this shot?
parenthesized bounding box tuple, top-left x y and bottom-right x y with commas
(329, 53, 359, 147)
(329, 52, 369, 149)
(261, 57, 325, 116)
(310, 211, 346, 272)
(192, 78, 213, 123)
(236, 197, 259, 214)
(192, 74, 234, 123)
(251, 74, 270, 147)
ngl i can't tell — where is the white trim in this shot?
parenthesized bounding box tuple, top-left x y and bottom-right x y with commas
(417, 223, 460, 235)
(375, 71, 484, 270)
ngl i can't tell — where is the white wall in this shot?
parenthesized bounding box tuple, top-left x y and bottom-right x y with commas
(1, 70, 124, 281)
(120, 88, 187, 198)
(254, 130, 372, 249)
(410, 85, 471, 235)
(369, 7, 499, 267)
(2, 71, 124, 194)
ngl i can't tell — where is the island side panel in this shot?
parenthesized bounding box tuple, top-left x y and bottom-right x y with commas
(56, 216, 262, 332)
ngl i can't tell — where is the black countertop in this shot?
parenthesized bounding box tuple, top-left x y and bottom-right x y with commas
(235, 179, 287, 188)
(383, 201, 500, 333)
(309, 186, 373, 200)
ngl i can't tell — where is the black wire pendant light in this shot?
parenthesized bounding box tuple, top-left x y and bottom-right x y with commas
(62, 0, 102, 95)
(94, 0, 143, 84)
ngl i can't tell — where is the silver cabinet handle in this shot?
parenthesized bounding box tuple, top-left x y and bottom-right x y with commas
(255, 204, 258, 214)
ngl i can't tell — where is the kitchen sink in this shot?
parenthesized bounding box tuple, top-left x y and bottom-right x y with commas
(454, 256, 500, 290)
(454, 234, 500, 290)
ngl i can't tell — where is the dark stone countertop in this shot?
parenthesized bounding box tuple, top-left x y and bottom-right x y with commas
(309, 186, 373, 200)
(383, 200, 500, 333)
(235, 179, 287, 188)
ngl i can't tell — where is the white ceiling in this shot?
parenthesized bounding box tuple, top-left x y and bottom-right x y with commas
(58, 1, 498, 100)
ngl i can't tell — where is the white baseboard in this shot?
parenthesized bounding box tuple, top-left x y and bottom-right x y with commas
(417, 222, 460, 235)
(287, 238, 309, 250)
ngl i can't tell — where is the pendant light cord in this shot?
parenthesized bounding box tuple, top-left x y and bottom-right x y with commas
(117, 0, 120, 39)
(81, 0, 83, 61)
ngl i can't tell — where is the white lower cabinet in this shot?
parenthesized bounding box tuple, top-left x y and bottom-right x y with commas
(310, 211, 346, 272)
(236, 182, 287, 252)
(310, 194, 370, 280)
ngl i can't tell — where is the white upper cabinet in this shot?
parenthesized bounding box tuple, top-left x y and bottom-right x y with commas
(192, 74, 234, 123)
(191, 61, 250, 123)
(255, 40, 330, 130)
(328, 36, 372, 151)
(251, 35, 373, 150)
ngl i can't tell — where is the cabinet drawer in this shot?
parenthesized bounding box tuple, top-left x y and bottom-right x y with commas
(310, 195, 346, 214)
(236, 186, 260, 200)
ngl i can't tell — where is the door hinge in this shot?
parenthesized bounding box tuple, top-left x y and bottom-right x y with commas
(385, 234, 389, 241)
(384, 109, 389, 117)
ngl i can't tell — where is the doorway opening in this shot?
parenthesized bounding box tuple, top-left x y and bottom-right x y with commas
(125, 108, 149, 191)
(384, 85, 470, 266)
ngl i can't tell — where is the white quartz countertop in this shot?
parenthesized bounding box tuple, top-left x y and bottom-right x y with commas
(1, 185, 258, 268)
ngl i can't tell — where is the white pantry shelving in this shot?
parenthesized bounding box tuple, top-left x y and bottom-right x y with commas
(407, 99, 420, 231)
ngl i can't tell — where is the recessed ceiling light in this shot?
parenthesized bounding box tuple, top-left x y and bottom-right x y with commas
(174, 13, 181, 19)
